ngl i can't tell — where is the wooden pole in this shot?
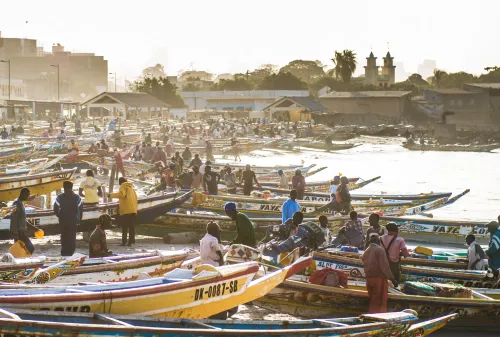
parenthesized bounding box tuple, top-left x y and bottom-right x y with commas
(108, 164, 116, 199)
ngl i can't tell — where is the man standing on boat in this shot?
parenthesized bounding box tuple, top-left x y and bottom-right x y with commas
(109, 177, 138, 247)
(224, 166, 238, 194)
(241, 165, 261, 196)
(10, 187, 35, 255)
(54, 181, 83, 256)
(465, 234, 485, 270)
(277, 170, 288, 189)
(380, 223, 409, 282)
(282, 190, 301, 224)
(225, 202, 256, 248)
(361, 234, 398, 313)
(486, 221, 500, 277)
(292, 169, 306, 200)
(79, 170, 103, 206)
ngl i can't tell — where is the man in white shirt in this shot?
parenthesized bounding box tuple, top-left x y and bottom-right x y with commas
(200, 221, 223, 266)
(278, 170, 288, 189)
(79, 170, 103, 205)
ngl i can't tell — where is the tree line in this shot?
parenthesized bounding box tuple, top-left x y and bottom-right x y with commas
(130, 55, 500, 107)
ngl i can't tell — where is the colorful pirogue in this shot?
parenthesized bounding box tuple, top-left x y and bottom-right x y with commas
(0, 259, 310, 319)
(0, 308, 456, 337)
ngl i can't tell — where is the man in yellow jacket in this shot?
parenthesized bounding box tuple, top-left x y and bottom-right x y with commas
(109, 177, 138, 246)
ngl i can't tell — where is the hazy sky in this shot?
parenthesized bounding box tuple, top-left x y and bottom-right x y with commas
(2, 0, 499, 84)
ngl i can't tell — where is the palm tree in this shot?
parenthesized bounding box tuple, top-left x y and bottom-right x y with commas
(331, 50, 357, 83)
(432, 69, 447, 88)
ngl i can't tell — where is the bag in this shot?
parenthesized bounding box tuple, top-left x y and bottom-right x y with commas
(9, 240, 31, 258)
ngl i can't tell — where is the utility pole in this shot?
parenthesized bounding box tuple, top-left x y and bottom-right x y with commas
(0, 60, 11, 100)
(50, 64, 60, 101)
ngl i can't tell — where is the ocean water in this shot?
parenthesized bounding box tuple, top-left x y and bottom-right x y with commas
(235, 142, 500, 222)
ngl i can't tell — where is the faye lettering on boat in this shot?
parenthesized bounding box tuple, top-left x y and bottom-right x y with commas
(194, 280, 238, 301)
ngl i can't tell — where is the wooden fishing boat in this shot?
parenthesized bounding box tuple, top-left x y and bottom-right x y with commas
(0, 308, 456, 337)
(403, 142, 498, 153)
(0, 190, 194, 239)
(256, 166, 327, 181)
(0, 168, 75, 201)
(0, 259, 309, 319)
(252, 187, 452, 203)
(209, 162, 305, 175)
(22, 254, 86, 284)
(262, 176, 380, 192)
(255, 279, 497, 329)
(49, 250, 190, 284)
(0, 145, 34, 163)
(183, 193, 454, 219)
(379, 213, 489, 245)
(312, 252, 498, 290)
(301, 142, 360, 152)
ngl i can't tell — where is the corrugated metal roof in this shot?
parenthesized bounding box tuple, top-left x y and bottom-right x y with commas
(320, 91, 412, 98)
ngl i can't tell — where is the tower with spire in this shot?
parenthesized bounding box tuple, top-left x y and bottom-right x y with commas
(381, 51, 396, 85)
(364, 52, 379, 86)
(363, 50, 396, 87)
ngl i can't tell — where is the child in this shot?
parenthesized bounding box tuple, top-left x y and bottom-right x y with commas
(200, 221, 224, 266)
(89, 214, 113, 258)
(319, 215, 331, 246)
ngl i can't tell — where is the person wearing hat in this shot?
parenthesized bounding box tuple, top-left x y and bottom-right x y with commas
(292, 169, 306, 200)
(225, 202, 256, 248)
(277, 169, 288, 190)
(379, 223, 409, 282)
(361, 233, 398, 313)
(486, 220, 500, 276)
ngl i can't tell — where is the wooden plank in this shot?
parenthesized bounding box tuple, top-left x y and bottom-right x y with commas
(94, 313, 134, 327)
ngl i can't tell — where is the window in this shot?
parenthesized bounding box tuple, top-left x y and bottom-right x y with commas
(470, 99, 475, 105)
(449, 100, 455, 106)
(457, 100, 463, 107)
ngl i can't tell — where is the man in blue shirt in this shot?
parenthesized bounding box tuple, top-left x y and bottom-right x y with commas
(282, 189, 301, 223)
(486, 220, 500, 277)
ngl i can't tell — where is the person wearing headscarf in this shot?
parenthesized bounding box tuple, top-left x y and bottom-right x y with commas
(200, 221, 224, 266)
(225, 202, 256, 247)
(291, 169, 306, 200)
